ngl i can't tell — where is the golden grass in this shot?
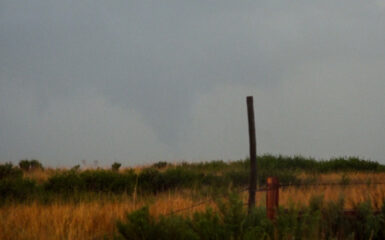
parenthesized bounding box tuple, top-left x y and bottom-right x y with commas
(0, 201, 128, 240)
(2, 172, 385, 239)
(0, 192, 214, 240)
(250, 172, 385, 209)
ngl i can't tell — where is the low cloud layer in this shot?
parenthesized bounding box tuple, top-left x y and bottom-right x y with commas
(1, 0, 384, 166)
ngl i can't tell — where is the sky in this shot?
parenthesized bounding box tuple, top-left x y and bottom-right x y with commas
(1, 0, 385, 167)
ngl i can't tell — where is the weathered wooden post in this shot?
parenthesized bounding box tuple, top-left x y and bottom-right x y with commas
(266, 177, 279, 220)
(247, 96, 257, 213)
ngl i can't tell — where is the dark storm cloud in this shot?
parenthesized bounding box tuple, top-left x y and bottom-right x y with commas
(1, 0, 384, 165)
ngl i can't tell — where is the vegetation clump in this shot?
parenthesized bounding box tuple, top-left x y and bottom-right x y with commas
(0, 163, 22, 180)
(18, 159, 44, 171)
(152, 161, 169, 169)
(112, 162, 122, 172)
(0, 155, 384, 204)
(116, 194, 385, 240)
(2, 156, 385, 239)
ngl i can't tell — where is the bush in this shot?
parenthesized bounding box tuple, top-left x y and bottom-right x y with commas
(116, 206, 199, 240)
(44, 169, 136, 195)
(225, 169, 249, 187)
(137, 166, 212, 193)
(30, 159, 43, 170)
(80, 170, 135, 193)
(162, 167, 201, 189)
(0, 178, 38, 203)
(116, 194, 385, 240)
(44, 171, 85, 195)
(152, 161, 168, 169)
(190, 209, 227, 240)
(71, 165, 80, 171)
(18, 159, 43, 171)
(112, 162, 122, 172)
(138, 168, 164, 194)
(116, 193, 272, 240)
(352, 201, 380, 240)
(256, 155, 384, 173)
(19, 160, 31, 171)
(217, 193, 248, 239)
(0, 163, 22, 180)
(116, 207, 159, 240)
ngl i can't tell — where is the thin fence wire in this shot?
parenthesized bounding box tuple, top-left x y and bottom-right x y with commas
(279, 181, 385, 189)
(165, 198, 213, 216)
(165, 181, 385, 215)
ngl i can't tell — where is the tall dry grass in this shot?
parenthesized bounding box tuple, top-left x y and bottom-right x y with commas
(0, 192, 213, 240)
(2, 172, 385, 239)
(249, 172, 385, 209)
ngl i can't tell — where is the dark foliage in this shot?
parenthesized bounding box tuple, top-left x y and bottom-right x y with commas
(1, 155, 384, 203)
(18, 159, 43, 171)
(112, 162, 122, 172)
(0, 163, 23, 180)
(116, 194, 385, 240)
(0, 178, 37, 204)
(152, 161, 169, 169)
(44, 169, 136, 195)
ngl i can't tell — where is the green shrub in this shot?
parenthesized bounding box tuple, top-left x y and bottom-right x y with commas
(156, 215, 199, 240)
(190, 209, 227, 240)
(152, 161, 168, 169)
(112, 162, 122, 172)
(319, 157, 383, 172)
(19, 159, 31, 171)
(162, 167, 201, 189)
(44, 171, 85, 195)
(350, 201, 380, 240)
(192, 160, 228, 172)
(0, 178, 37, 203)
(116, 192, 385, 240)
(30, 159, 43, 170)
(117, 192, 273, 240)
(218, 194, 248, 239)
(201, 173, 226, 188)
(321, 197, 349, 239)
(116, 206, 159, 240)
(116, 193, 273, 240)
(18, 159, 43, 171)
(71, 165, 80, 171)
(256, 155, 384, 173)
(44, 169, 136, 195)
(225, 169, 249, 187)
(116, 206, 199, 240)
(138, 168, 164, 194)
(377, 200, 385, 239)
(80, 170, 135, 194)
(0, 163, 22, 180)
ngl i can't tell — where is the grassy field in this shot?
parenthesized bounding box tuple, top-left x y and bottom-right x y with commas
(2, 156, 385, 239)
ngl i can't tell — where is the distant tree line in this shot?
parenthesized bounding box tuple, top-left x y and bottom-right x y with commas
(1, 156, 384, 204)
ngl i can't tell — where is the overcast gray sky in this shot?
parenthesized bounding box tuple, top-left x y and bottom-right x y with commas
(1, 0, 385, 167)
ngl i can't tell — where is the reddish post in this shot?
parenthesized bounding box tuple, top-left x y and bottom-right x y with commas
(266, 177, 279, 220)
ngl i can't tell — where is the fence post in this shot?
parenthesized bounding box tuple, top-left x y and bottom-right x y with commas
(266, 177, 279, 220)
(247, 96, 257, 213)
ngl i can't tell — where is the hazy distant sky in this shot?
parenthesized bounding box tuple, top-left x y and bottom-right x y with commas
(1, 0, 385, 166)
